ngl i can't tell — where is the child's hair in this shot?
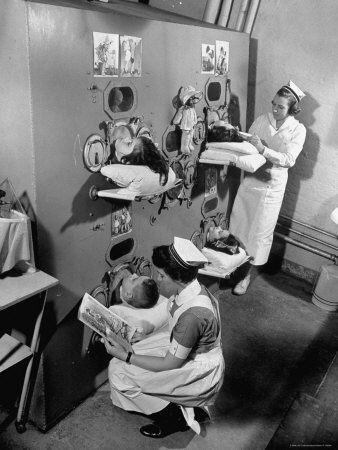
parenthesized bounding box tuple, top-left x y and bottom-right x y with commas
(121, 136, 169, 186)
(138, 278, 159, 308)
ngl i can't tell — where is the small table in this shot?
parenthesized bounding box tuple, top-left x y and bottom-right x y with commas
(0, 269, 59, 433)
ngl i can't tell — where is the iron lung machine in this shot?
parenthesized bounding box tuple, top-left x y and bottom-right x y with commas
(26, 1, 249, 430)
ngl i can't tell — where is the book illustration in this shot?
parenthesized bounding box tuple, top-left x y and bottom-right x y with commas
(78, 293, 136, 353)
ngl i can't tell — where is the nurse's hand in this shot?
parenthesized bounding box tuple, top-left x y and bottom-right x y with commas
(101, 337, 128, 361)
(249, 134, 265, 153)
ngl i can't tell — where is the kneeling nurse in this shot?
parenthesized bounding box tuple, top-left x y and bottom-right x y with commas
(103, 237, 225, 438)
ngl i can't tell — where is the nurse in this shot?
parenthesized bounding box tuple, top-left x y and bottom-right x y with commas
(229, 80, 307, 295)
(103, 237, 225, 438)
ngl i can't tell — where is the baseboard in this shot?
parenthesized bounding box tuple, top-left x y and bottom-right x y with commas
(281, 258, 318, 285)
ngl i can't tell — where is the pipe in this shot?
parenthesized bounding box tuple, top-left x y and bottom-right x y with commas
(277, 223, 338, 252)
(234, 0, 251, 31)
(217, 0, 233, 27)
(203, 0, 222, 24)
(243, 0, 260, 34)
(274, 232, 338, 265)
(279, 214, 338, 240)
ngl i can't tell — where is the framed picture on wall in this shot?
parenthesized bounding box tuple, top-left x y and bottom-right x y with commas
(93, 32, 119, 77)
(201, 43, 215, 74)
(215, 40, 229, 75)
(120, 35, 142, 77)
(111, 205, 132, 237)
(205, 167, 217, 197)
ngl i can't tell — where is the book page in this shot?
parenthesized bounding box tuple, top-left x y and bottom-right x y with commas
(78, 293, 136, 353)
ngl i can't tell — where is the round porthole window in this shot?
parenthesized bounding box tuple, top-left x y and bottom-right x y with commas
(104, 81, 137, 119)
(83, 134, 108, 173)
(108, 87, 134, 113)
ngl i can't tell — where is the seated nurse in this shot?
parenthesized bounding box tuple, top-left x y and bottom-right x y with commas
(100, 136, 176, 195)
(102, 237, 225, 439)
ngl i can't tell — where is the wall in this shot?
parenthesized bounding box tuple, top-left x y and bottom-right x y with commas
(0, 0, 35, 209)
(27, 0, 249, 323)
(249, 0, 338, 278)
(146, 0, 338, 279)
(1, 0, 249, 428)
(150, 0, 207, 20)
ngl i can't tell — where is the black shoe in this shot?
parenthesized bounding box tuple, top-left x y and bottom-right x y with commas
(140, 421, 189, 439)
(140, 423, 165, 438)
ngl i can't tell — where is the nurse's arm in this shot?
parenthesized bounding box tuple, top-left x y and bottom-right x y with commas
(130, 337, 193, 371)
(129, 351, 185, 372)
(102, 338, 186, 372)
(259, 126, 306, 168)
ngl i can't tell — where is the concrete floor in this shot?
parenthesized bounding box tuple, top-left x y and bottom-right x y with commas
(1, 267, 338, 449)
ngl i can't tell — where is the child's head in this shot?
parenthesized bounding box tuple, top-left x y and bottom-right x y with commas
(120, 273, 159, 308)
(116, 136, 170, 186)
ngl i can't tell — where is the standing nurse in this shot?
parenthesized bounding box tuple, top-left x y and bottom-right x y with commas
(103, 237, 225, 438)
(229, 81, 307, 295)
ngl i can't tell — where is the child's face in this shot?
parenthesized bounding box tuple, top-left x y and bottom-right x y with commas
(121, 273, 149, 307)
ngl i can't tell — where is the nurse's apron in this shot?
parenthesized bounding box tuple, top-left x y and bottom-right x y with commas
(229, 163, 288, 266)
(108, 287, 224, 434)
(229, 112, 305, 266)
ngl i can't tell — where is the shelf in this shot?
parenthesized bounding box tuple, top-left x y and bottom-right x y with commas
(0, 334, 32, 374)
(0, 270, 59, 311)
(89, 179, 183, 202)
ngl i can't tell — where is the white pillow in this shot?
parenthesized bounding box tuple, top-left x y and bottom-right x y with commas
(109, 295, 169, 336)
(206, 141, 259, 155)
(200, 150, 266, 173)
(201, 246, 249, 276)
(100, 165, 176, 195)
(235, 154, 266, 172)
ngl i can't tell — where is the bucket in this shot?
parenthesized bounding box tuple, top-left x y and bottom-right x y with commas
(312, 264, 338, 312)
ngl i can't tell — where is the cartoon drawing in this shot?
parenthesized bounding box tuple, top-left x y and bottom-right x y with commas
(111, 206, 132, 237)
(120, 35, 142, 77)
(216, 40, 229, 75)
(93, 32, 119, 77)
(201, 44, 215, 74)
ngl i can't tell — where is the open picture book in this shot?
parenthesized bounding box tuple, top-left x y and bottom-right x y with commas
(78, 293, 136, 353)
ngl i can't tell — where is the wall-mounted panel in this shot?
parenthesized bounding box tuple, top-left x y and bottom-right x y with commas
(27, 1, 249, 428)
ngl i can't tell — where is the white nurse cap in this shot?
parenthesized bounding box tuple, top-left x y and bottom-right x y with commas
(169, 237, 208, 269)
(282, 80, 306, 102)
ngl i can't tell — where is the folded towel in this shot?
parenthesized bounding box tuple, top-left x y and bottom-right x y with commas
(202, 149, 239, 162)
(206, 141, 259, 155)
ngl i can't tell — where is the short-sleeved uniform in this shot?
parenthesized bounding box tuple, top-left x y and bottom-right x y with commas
(229, 113, 306, 265)
(169, 290, 220, 360)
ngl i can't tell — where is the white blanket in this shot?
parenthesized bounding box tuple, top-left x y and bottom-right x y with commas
(205, 141, 259, 155)
(199, 246, 249, 278)
(109, 295, 169, 336)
